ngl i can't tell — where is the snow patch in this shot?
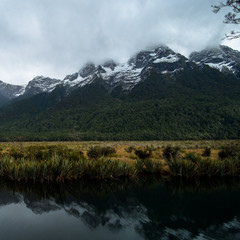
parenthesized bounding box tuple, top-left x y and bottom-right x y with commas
(63, 74, 86, 87)
(153, 54, 179, 63)
(14, 85, 26, 97)
(206, 62, 234, 72)
(101, 63, 143, 90)
(150, 53, 157, 57)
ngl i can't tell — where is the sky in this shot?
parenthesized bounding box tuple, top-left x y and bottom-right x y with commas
(0, 0, 239, 85)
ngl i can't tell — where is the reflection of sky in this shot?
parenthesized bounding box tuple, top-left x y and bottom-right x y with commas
(0, 203, 144, 240)
(0, 200, 240, 240)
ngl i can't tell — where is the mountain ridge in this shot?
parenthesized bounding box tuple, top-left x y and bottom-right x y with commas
(0, 44, 240, 141)
(2, 44, 236, 104)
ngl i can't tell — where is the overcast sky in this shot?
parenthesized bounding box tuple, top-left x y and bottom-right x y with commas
(0, 0, 239, 85)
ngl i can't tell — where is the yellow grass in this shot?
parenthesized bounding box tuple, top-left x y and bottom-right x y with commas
(0, 139, 239, 162)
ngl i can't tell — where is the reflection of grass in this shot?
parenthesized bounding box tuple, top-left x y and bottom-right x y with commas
(0, 177, 240, 201)
(165, 177, 240, 195)
(0, 141, 240, 182)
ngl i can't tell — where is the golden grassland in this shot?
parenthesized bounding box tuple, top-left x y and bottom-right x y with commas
(1, 139, 239, 153)
(0, 140, 239, 182)
(1, 139, 240, 147)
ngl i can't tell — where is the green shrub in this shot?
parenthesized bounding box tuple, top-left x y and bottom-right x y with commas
(135, 159, 145, 172)
(225, 158, 240, 177)
(168, 158, 196, 178)
(202, 147, 211, 157)
(101, 147, 116, 156)
(197, 158, 225, 177)
(134, 147, 152, 160)
(87, 146, 116, 160)
(144, 159, 162, 173)
(87, 147, 103, 160)
(134, 159, 162, 174)
(218, 145, 240, 160)
(184, 152, 201, 164)
(162, 145, 181, 162)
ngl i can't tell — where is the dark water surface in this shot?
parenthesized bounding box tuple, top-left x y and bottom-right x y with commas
(0, 178, 240, 240)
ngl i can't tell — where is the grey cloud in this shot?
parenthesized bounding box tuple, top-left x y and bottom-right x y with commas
(0, 0, 238, 84)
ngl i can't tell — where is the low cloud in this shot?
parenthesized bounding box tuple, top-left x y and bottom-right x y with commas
(0, 0, 239, 84)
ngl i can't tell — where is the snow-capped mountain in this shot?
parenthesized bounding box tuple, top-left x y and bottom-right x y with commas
(23, 76, 61, 96)
(0, 80, 25, 99)
(189, 45, 240, 78)
(63, 45, 187, 91)
(0, 44, 239, 106)
(0, 45, 187, 103)
(0, 76, 61, 101)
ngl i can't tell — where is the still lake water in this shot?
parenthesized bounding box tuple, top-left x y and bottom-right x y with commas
(0, 178, 240, 240)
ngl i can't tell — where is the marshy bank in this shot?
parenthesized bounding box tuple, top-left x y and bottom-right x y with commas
(0, 141, 240, 182)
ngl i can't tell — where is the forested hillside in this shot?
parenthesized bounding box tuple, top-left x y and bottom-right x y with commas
(0, 63, 239, 141)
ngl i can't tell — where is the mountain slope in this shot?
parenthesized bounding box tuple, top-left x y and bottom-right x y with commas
(0, 61, 240, 141)
(0, 85, 67, 127)
(0, 80, 25, 98)
(0, 94, 8, 107)
(0, 44, 240, 140)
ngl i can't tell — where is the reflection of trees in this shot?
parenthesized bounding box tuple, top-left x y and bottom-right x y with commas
(0, 178, 240, 239)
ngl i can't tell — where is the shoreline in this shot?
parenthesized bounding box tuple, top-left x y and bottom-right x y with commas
(0, 141, 240, 182)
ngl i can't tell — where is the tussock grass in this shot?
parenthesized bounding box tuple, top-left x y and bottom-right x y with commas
(0, 155, 137, 182)
(0, 141, 239, 182)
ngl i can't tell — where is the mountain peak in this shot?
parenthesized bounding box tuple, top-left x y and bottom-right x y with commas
(0, 80, 25, 99)
(79, 62, 96, 78)
(128, 45, 184, 69)
(24, 76, 61, 96)
(0, 44, 240, 107)
(102, 60, 117, 71)
(189, 45, 240, 77)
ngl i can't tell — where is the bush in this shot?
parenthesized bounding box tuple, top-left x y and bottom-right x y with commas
(101, 147, 116, 156)
(202, 147, 211, 157)
(218, 145, 240, 160)
(168, 158, 196, 178)
(162, 145, 181, 162)
(134, 147, 152, 160)
(184, 153, 201, 163)
(135, 158, 162, 174)
(197, 158, 223, 177)
(87, 147, 103, 160)
(125, 146, 135, 153)
(87, 146, 116, 160)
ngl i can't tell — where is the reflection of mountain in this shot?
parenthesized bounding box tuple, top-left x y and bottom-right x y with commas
(24, 197, 61, 214)
(0, 179, 240, 240)
(0, 190, 22, 206)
